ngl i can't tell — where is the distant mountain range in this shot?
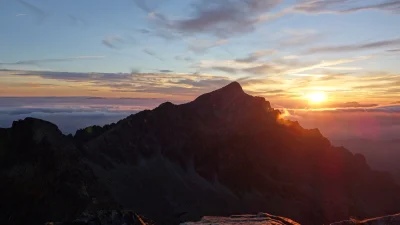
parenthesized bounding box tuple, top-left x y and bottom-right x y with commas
(332, 139, 400, 184)
(1, 82, 399, 225)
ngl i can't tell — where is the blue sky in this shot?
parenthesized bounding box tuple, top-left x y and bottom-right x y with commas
(0, 0, 399, 106)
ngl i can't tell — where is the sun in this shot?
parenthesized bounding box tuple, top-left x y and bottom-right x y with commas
(306, 92, 327, 103)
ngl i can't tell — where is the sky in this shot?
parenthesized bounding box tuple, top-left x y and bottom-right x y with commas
(0, 0, 400, 137)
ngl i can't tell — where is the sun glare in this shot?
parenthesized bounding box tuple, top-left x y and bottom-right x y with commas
(307, 92, 327, 103)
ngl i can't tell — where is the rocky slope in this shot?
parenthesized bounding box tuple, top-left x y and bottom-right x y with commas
(1, 82, 400, 225)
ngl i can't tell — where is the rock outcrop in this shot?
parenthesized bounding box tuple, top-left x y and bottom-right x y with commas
(181, 213, 300, 225)
(1, 82, 400, 225)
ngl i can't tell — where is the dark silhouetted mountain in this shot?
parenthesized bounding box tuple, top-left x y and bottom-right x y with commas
(1, 82, 400, 225)
(332, 139, 400, 184)
(74, 123, 116, 144)
(0, 118, 116, 225)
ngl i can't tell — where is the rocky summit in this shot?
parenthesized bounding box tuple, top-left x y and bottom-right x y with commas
(1, 82, 400, 225)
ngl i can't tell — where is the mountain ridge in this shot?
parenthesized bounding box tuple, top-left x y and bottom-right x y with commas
(1, 82, 400, 225)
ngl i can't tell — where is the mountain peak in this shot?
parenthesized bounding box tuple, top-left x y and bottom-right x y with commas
(213, 81, 244, 97)
(220, 81, 243, 93)
(193, 81, 246, 104)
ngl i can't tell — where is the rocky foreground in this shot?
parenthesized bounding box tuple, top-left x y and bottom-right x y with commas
(48, 212, 400, 225)
(1, 82, 400, 225)
(181, 213, 301, 225)
(182, 213, 400, 225)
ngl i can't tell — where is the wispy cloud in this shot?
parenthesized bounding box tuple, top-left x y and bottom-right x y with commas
(210, 66, 239, 74)
(15, 14, 27, 17)
(143, 49, 164, 61)
(17, 0, 48, 23)
(202, 56, 370, 76)
(0, 56, 105, 66)
(151, 0, 283, 37)
(102, 36, 123, 49)
(133, 0, 153, 13)
(387, 49, 400, 52)
(307, 38, 400, 54)
(187, 39, 229, 53)
(144, 0, 399, 40)
(2, 69, 232, 98)
(68, 15, 88, 28)
(102, 35, 136, 49)
(327, 102, 379, 108)
(174, 56, 193, 62)
(159, 70, 173, 73)
(235, 50, 276, 63)
(279, 29, 322, 47)
(292, 0, 400, 14)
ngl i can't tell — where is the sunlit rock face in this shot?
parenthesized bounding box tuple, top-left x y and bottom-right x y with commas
(1, 82, 400, 225)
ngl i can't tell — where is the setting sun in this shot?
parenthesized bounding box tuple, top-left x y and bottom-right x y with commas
(307, 92, 327, 103)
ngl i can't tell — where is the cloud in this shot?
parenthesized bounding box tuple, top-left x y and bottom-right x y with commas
(279, 29, 322, 47)
(387, 49, 400, 52)
(152, 0, 283, 37)
(354, 80, 400, 89)
(235, 50, 276, 62)
(17, 0, 48, 23)
(174, 56, 193, 62)
(0, 56, 105, 66)
(138, 28, 151, 34)
(211, 66, 239, 74)
(10, 70, 132, 83)
(327, 101, 379, 108)
(3, 69, 233, 98)
(102, 35, 136, 49)
(159, 70, 173, 73)
(68, 15, 88, 28)
(16, 14, 27, 17)
(133, 0, 153, 12)
(236, 76, 283, 86)
(292, 0, 400, 14)
(142, 0, 399, 40)
(187, 39, 229, 53)
(339, 0, 400, 14)
(143, 49, 164, 61)
(242, 64, 282, 75)
(203, 56, 369, 76)
(307, 38, 400, 54)
(102, 36, 123, 49)
(283, 109, 400, 141)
